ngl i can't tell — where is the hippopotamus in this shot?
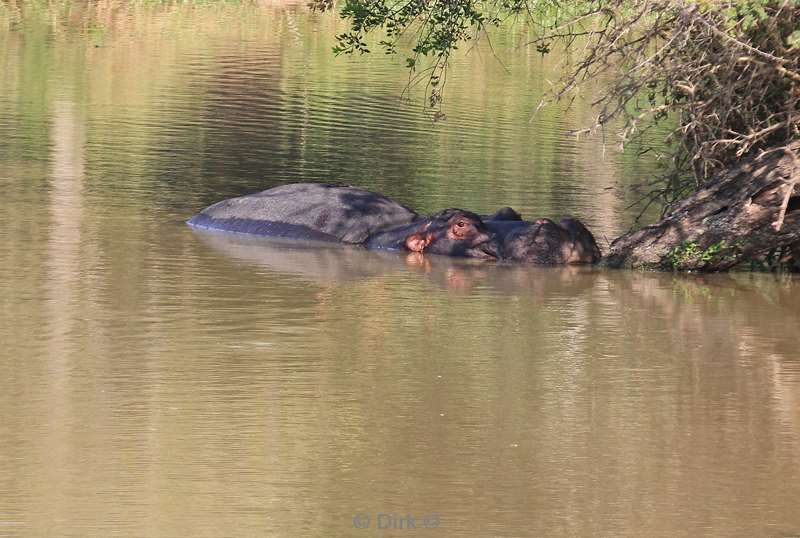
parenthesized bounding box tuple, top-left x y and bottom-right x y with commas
(487, 217, 601, 264)
(188, 183, 502, 259)
(365, 208, 501, 259)
(188, 182, 600, 263)
(187, 182, 419, 244)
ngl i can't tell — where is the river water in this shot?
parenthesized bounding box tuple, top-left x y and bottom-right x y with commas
(1, 3, 799, 537)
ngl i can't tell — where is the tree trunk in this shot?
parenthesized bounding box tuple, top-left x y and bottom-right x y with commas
(604, 144, 800, 271)
(791, 243, 800, 272)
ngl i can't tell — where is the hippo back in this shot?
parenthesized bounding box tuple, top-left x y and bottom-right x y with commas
(187, 183, 419, 244)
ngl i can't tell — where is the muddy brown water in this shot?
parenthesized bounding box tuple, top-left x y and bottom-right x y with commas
(1, 3, 799, 537)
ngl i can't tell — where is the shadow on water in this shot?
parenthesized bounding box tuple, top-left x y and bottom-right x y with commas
(192, 226, 509, 284)
(192, 229, 405, 281)
(193, 227, 800, 372)
(190, 226, 597, 290)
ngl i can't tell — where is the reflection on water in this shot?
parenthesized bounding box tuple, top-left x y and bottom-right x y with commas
(1, 3, 800, 538)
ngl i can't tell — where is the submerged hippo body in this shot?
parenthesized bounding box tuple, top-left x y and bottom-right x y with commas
(188, 183, 600, 263)
(187, 183, 419, 244)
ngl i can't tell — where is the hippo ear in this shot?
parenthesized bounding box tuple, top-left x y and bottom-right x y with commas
(405, 232, 433, 253)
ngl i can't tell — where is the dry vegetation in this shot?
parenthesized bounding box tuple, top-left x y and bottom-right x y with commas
(538, 1, 800, 206)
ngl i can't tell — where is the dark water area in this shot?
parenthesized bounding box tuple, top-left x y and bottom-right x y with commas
(1, 3, 799, 537)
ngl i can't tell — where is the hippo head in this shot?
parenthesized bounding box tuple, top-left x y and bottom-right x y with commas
(403, 209, 501, 260)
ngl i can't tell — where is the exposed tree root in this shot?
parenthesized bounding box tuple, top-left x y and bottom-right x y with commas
(605, 144, 800, 271)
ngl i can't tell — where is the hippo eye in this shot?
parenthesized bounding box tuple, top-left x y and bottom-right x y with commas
(456, 221, 466, 228)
